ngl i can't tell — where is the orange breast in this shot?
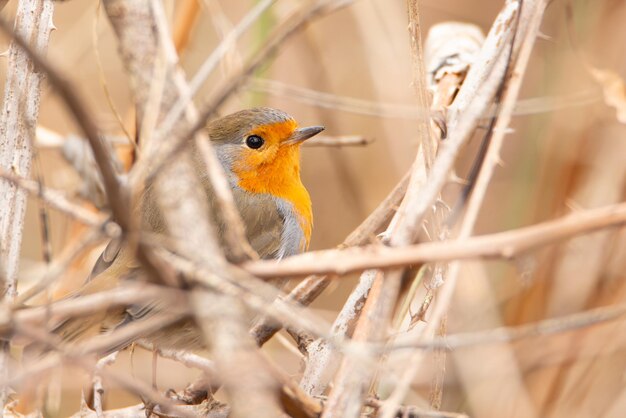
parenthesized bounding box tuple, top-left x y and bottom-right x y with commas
(234, 144, 312, 249)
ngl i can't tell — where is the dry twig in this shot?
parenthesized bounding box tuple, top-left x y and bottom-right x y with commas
(0, 1, 55, 410)
(380, 1, 549, 416)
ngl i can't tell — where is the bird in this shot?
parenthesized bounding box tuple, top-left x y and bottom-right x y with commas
(32, 107, 324, 353)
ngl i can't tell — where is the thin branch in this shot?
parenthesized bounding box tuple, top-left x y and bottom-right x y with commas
(0, 169, 108, 228)
(158, 249, 331, 341)
(249, 78, 431, 120)
(0, 16, 130, 230)
(14, 227, 104, 305)
(249, 78, 598, 120)
(0, 2, 54, 409)
(299, 269, 379, 396)
(390, 302, 626, 351)
(321, 3, 436, 409)
(303, 135, 374, 147)
(93, 351, 120, 418)
(10, 284, 179, 332)
(193, 290, 283, 417)
(138, 341, 217, 376)
(243, 202, 626, 278)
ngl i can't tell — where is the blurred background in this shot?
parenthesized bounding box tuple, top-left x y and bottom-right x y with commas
(1, 0, 626, 417)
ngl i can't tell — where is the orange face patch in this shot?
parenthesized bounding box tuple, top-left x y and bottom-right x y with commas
(232, 120, 312, 248)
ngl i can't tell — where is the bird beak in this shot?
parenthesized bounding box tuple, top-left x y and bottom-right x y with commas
(285, 125, 325, 145)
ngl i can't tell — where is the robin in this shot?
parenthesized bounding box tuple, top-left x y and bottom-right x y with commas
(33, 107, 324, 352)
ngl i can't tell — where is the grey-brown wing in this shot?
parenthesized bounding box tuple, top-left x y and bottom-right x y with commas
(231, 188, 283, 259)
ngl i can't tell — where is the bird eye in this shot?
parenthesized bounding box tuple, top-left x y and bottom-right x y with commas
(245, 135, 264, 149)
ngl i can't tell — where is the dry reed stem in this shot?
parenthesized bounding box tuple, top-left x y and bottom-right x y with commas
(380, 1, 549, 416)
(0, 1, 54, 411)
(299, 10, 465, 399)
(523, 5, 626, 414)
(434, 2, 547, 415)
(385, 21, 481, 411)
(391, 21, 475, 336)
(321, 4, 522, 408)
(193, 290, 283, 418)
(382, 0, 519, 251)
(172, 0, 200, 53)
(0, 0, 55, 296)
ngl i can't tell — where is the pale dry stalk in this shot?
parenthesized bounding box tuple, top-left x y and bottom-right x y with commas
(194, 290, 283, 418)
(0, 0, 54, 411)
(380, 1, 550, 416)
(0, 0, 54, 297)
(299, 3, 465, 398)
(92, 352, 119, 418)
(319, 3, 438, 415)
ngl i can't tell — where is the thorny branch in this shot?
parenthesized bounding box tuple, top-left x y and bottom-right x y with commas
(380, 2, 550, 416)
(319, 2, 439, 413)
(244, 201, 626, 278)
(0, 0, 54, 411)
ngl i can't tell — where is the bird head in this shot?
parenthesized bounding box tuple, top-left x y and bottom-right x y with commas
(206, 108, 323, 248)
(208, 107, 324, 181)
